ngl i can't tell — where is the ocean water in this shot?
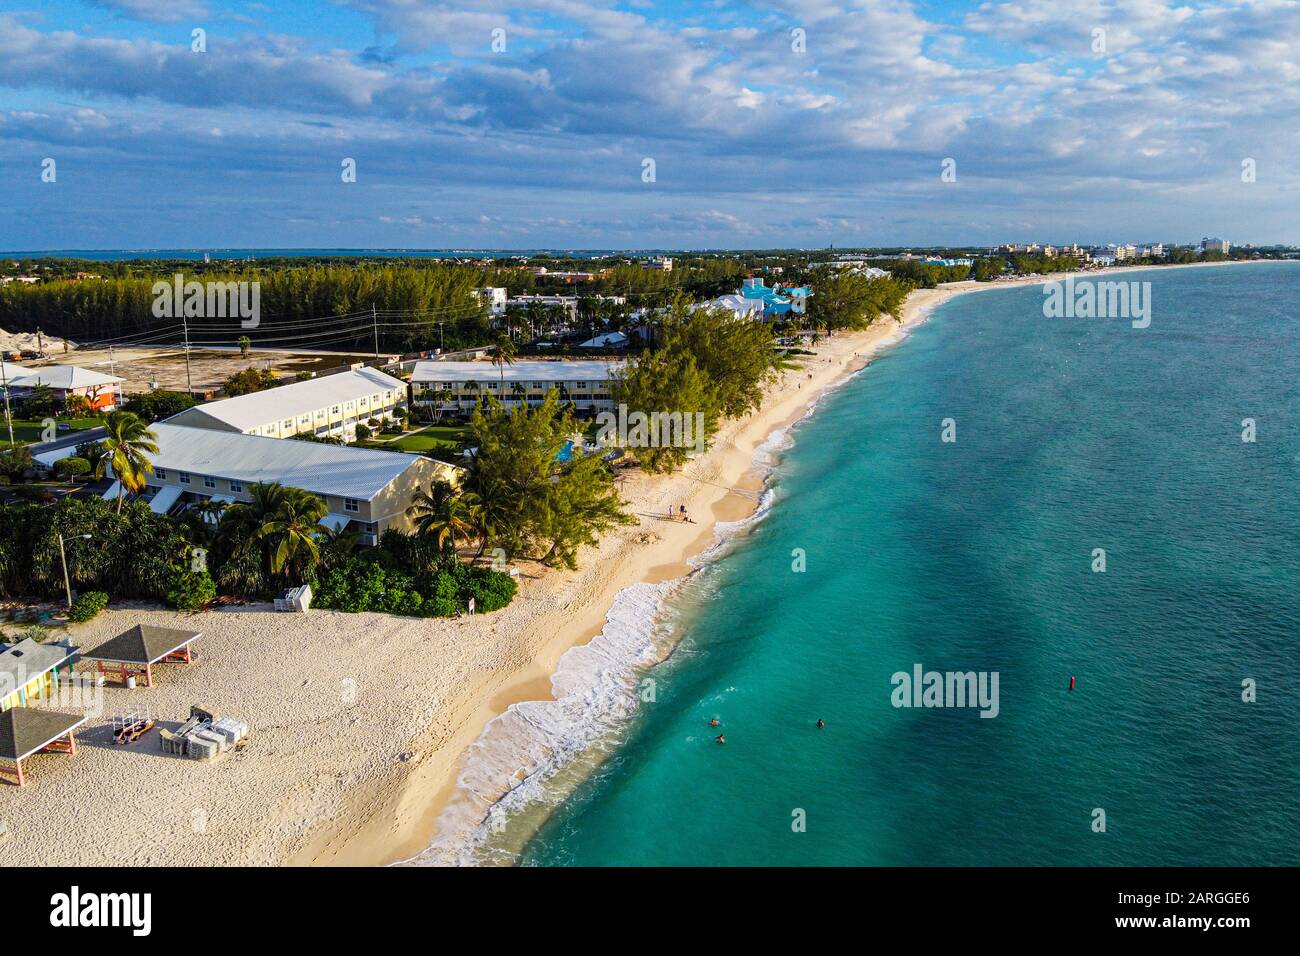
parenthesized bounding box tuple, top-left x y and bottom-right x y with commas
(506, 262, 1300, 866)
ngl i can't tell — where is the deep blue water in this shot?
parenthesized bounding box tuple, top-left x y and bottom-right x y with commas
(521, 263, 1300, 866)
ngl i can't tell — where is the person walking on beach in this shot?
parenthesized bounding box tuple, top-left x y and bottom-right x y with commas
(467, 596, 476, 616)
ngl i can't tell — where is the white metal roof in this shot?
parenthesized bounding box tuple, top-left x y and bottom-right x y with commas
(148, 485, 183, 514)
(579, 332, 628, 348)
(7, 365, 123, 389)
(0, 361, 30, 383)
(411, 360, 626, 384)
(0, 639, 77, 697)
(169, 367, 406, 432)
(150, 422, 428, 501)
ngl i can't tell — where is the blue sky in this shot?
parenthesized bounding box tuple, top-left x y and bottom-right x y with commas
(1, 0, 1297, 250)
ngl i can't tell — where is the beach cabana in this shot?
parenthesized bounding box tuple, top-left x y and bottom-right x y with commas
(0, 639, 79, 713)
(80, 624, 202, 688)
(0, 708, 87, 786)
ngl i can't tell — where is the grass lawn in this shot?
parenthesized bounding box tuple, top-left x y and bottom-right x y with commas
(0, 417, 102, 448)
(363, 424, 472, 453)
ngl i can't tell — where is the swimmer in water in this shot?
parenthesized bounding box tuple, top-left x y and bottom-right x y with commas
(716, 734, 725, 744)
(709, 718, 719, 727)
(816, 719, 825, 729)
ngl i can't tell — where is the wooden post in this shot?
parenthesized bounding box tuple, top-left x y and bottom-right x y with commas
(14, 759, 23, 787)
(145, 664, 153, 688)
(67, 733, 76, 756)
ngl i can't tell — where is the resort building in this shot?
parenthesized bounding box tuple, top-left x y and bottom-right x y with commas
(410, 359, 625, 414)
(505, 294, 578, 322)
(700, 278, 811, 320)
(474, 287, 508, 316)
(114, 422, 450, 544)
(164, 367, 406, 443)
(1201, 237, 1231, 255)
(642, 257, 673, 271)
(6, 364, 123, 411)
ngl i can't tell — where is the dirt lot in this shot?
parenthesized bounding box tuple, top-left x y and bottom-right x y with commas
(60, 346, 375, 394)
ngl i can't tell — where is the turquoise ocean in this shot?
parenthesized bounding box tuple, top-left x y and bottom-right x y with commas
(434, 263, 1300, 866)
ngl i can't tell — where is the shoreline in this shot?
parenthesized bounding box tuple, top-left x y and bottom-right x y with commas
(343, 257, 1276, 867)
(293, 287, 951, 867)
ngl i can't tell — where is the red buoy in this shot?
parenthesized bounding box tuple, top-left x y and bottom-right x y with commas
(1069, 675, 1076, 691)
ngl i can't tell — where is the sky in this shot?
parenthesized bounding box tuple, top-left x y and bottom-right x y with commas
(0, 0, 1297, 250)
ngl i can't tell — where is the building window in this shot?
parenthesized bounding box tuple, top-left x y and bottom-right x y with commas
(155, 467, 167, 480)
(179, 472, 191, 484)
(331, 406, 340, 415)
(229, 481, 243, 493)
(203, 476, 216, 489)
(283, 420, 293, 429)
(344, 498, 360, 513)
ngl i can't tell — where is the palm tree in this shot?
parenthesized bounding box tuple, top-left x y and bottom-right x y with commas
(316, 522, 359, 572)
(238, 335, 251, 357)
(465, 470, 516, 561)
(180, 497, 228, 546)
(95, 410, 159, 512)
(488, 333, 517, 386)
(406, 479, 478, 554)
(218, 482, 327, 582)
(510, 381, 527, 405)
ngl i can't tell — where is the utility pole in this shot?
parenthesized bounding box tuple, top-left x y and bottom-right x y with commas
(182, 315, 193, 395)
(36, 327, 43, 356)
(108, 344, 115, 378)
(0, 359, 14, 448)
(372, 303, 380, 361)
(439, 322, 444, 352)
(58, 534, 72, 608)
(57, 534, 92, 607)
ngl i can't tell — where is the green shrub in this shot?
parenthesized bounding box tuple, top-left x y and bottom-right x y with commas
(67, 590, 108, 623)
(313, 556, 516, 618)
(55, 456, 92, 479)
(21, 624, 50, 643)
(166, 568, 216, 611)
(456, 565, 518, 613)
(354, 423, 372, 440)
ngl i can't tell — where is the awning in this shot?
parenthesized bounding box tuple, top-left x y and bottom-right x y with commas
(148, 485, 183, 514)
(319, 513, 351, 532)
(101, 480, 121, 501)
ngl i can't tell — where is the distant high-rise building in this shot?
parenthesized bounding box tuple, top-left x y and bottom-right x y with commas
(1201, 237, 1230, 254)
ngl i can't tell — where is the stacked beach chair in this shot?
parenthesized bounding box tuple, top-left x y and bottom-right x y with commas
(158, 705, 249, 761)
(273, 585, 313, 612)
